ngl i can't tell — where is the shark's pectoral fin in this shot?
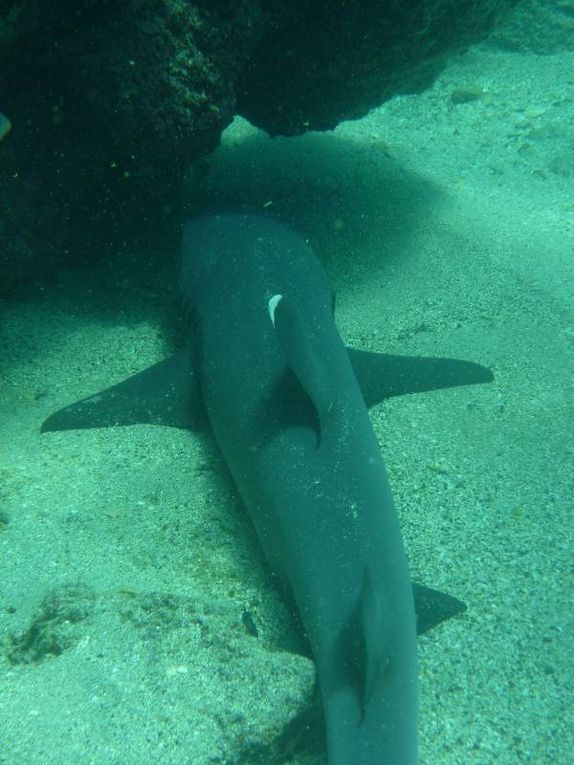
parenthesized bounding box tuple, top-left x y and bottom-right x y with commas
(41, 350, 205, 433)
(269, 294, 334, 443)
(412, 582, 467, 635)
(348, 348, 493, 408)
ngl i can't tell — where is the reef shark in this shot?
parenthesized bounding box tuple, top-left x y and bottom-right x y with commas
(42, 213, 493, 764)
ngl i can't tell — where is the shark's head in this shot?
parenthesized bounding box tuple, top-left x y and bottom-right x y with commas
(180, 213, 332, 316)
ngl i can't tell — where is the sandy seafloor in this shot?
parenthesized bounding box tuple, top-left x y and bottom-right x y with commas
(1, 41, 573, 765)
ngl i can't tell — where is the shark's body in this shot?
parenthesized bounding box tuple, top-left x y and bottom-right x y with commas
(43, 213, 493, 764)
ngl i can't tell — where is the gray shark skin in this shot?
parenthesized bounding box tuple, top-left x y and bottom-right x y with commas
(42, 213, 493, 764)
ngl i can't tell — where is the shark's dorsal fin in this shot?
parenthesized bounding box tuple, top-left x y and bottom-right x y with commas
(269, 294, 334, 441)
(347, 348, 493, 409)
(41, 350, 205, 433)
(359, 567, 390, 717)
(353, 575, 467, 720)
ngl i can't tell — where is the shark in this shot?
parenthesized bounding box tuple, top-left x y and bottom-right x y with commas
(42, 212, 493, 764)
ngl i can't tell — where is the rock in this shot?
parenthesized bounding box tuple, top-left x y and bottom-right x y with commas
(489, 0, 574, 54)
(236, 0, 520, 136)
(0, 0, 520, 292)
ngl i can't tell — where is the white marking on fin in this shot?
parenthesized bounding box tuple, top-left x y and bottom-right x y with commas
(268, 294, 283, 326)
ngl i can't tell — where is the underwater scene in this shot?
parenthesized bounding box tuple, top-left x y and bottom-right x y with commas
(0, 2, 573, 764)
